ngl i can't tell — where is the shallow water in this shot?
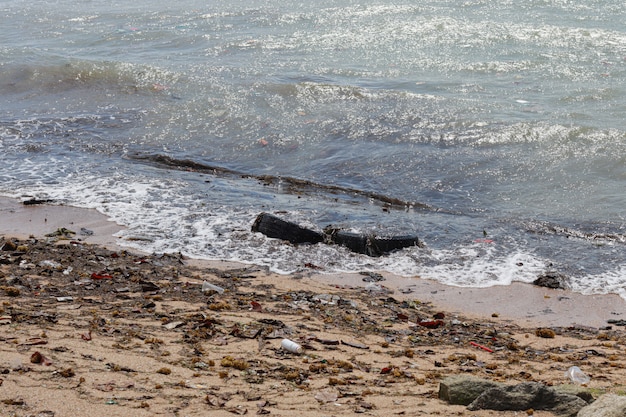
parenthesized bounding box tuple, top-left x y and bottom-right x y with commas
(1, 0, 625, 298)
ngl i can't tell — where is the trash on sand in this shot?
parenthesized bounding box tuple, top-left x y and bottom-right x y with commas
(314, 389, 339, 403)
(163, 321, 185, 330)
(418, 320, 444, 329)
(202, 281, 225, 294)
(281, 338, 303, 354)
(469, 341, 494, 353)
(565, 366, 590, 385)
(341, 340, 369, 349)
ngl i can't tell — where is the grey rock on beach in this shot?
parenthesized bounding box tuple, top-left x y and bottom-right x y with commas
(439, 376, 595, 417)
(577, 394, 626, 417)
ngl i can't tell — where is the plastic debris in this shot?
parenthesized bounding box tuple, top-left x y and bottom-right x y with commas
(418, 320, 445, 329)
(314, 389, 339, 403)
(202, 281, 225, 294)
(281, 339, 303, 354)
(565, 366, 590, 385)
(341, 340, 369, 349)
(470, 341, 494, 353)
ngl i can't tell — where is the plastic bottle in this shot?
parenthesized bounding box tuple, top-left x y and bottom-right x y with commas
(281, 339, 303, 354)
(565, 366, 590, 385)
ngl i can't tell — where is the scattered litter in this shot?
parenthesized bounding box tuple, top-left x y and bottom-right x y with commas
(91, 272, 113, 280)
(312, 293, 341, 305)
(312, 336, 340, 345)
(418, 320, 444, 329)
(364, 283, 392, 295)
(341, 340, 369, 350)
(281, 339, 303, 354)
(202, 281, 225, 294)
(470, 341, 494, 353)
(39, 260, 62, 269)
(20, 338, 48, 346)
(163, 321, 185, 330)
(314, 389, 339, 403)
(565, 366, 590, 385)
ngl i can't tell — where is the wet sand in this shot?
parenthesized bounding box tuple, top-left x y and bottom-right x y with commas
(2, 196, 624, 329)
(1, 196, 625, 417)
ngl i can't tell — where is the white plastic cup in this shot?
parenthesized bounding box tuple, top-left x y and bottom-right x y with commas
(565, 366, 590, 385)
(281, 338, 303, 354)
(202, 281, 225, 294)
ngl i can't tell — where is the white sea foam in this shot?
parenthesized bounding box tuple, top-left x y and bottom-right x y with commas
(2, 0, 625, 301)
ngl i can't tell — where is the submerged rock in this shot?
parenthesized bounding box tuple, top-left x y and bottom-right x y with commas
(533, 271, 567, 289)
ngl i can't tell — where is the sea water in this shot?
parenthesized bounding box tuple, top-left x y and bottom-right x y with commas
(1, 0, 625, 298)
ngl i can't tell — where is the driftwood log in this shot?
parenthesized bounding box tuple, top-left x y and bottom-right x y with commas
(251, 212, 420, 257)
(251, 212, 324, 245)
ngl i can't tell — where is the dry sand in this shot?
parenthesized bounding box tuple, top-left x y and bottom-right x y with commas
(1, 196, 625, 416)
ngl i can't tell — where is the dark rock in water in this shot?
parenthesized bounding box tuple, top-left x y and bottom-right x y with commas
(467, 382, 588, 416)
(22, 198, 54, 206)
(533, 272, 567, 289)
(251, 212, 324, 245)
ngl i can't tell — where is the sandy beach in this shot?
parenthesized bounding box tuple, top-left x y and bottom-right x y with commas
(1, 197, 625, 416)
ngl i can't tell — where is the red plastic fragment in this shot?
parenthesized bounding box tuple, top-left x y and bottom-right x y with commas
(469, 341, 494, 353)
(91, 272, 113, 280)
(418, 320, 444, 329)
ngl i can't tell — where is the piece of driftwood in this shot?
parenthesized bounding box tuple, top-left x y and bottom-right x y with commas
(251, 212, 420, 256)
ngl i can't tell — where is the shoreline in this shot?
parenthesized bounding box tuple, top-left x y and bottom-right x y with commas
(2, 196, 623, 329)
(2, 196, 626, 416)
